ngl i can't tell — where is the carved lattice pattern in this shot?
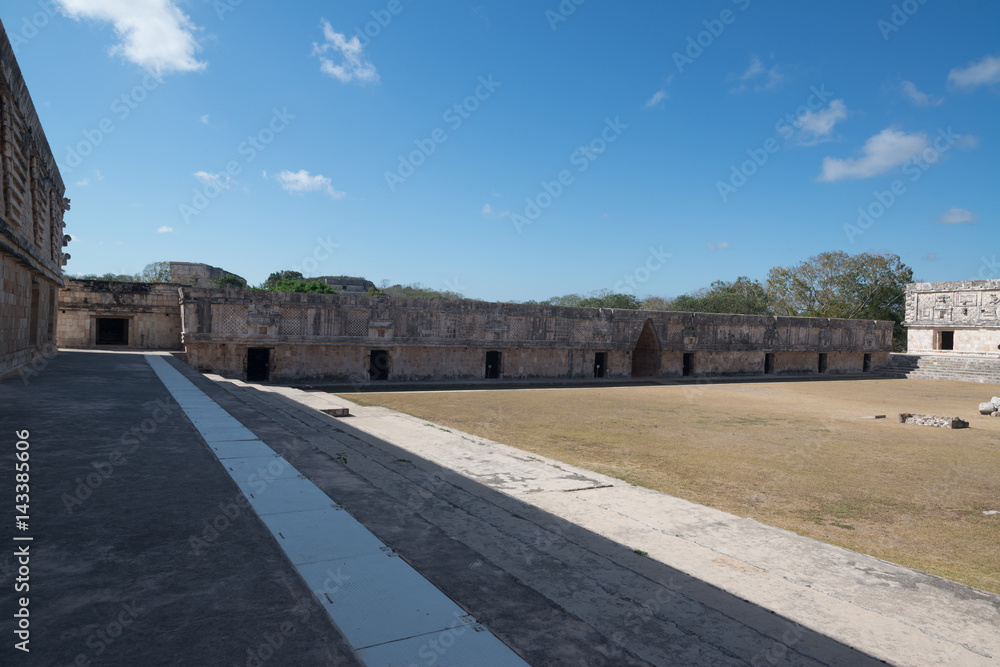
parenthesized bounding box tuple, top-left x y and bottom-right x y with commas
(279, 308, 307, 335)
(215, 304, 248, 334)
(346, 310, 369, 337)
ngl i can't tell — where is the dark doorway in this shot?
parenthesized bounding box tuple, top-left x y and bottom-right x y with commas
(593, 352, 607, 378)
(818, 353, 828, 374)
(29, 282, 40, 345)
(96, 318, 128, 345)
(247, 348, 270, 382)
(370, 350, 389, 381)
(764, 353, 775, 375)
(863, 353, 871, 372)
(940, 331, 954, 351)
(682, 353, 694, 377)
(485, 351, 501, 379)
(631, 319, 661, 378)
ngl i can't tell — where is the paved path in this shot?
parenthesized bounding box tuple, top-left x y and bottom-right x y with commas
(3, 350, 998, 665)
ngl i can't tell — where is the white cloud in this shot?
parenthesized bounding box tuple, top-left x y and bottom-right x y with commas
(948, 54, 1000, 90)
(76, 178, 90, 186)
(481, 203, 493, 216)
(707, 241, 730, 251)
(728, 56, 783, 93)
(56, 0, 206, 74)
(312, 19, 378, 84)
(818, 127, 929, 182)
(480, 202, 509, 218)
(643, 90, 668, 109)
(900, 80, 943, 107)
(157, 225, 174, 233)
(194, 170, 234, 189)
(275, 170, 345, 198)
(95, 169, 105, 181)
(937, 207, 978, 225)
(199, 114, 210, 124)
(792, 99, 848, 145)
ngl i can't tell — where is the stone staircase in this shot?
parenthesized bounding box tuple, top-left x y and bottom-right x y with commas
(877, 353, 1000, 384)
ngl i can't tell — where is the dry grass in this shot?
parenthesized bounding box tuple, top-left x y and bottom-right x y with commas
(341, 378, 1000, 594)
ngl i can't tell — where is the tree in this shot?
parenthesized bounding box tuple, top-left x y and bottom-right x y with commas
(262, 270, 304, 290)
(577, 291, 642, 309)
(668, 277, 772, 315)
(766, 251, 912, 350)
(77, 272, 139, 282)
(270, 279, 337, 294)
(212, 274, 249, 289)
(138, 261, 171, 283)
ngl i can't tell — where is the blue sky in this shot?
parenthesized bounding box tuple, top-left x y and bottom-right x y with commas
(3, 0, 998, 301)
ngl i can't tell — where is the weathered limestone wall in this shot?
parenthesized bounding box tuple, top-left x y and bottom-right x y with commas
(57, 280, 182, 350)
(905, 280, 1000, 354)
(0, 20, 68, 376)
(169, 262, 244, 288)
(179, 288, 893, 382)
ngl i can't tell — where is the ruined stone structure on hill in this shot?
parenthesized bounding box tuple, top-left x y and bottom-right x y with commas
(178, 288, 892, 383)
(0, 19, 70, 376)
(57, 279, 182, 350)
(169, 261, 245, 288)
(905, 280, 1000, 354)
(314, 276, 375, 293)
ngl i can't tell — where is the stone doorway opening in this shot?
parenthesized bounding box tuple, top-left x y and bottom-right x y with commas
(939, 331, 954, 351)
(96, 318, 128, 345)
(818, 353, 828, 374)
(370, 350, 389, 381)
(682, 353, 694, 377)
(764, 353, 775, 375)
(485, 351, 501, 379)
(631, 319, 661, 378)
(863, 353, 871, 372)
(594, 352, 607, 378)
(247, 348, 270, 382)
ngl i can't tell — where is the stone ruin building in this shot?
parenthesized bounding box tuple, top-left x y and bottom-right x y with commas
(0, 21, 70, 377)
(905, 280, 1000, 354)
(177, 287, 892, 383)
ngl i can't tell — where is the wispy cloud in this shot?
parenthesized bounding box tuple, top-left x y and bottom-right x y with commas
(276, 169, 345, 198)
(643, 90, 668, 109)
(727, 56, 783, 93)
(707, 241, 730, 251)
(899, 80, 943, 107)
(792, 99, 848, 146)
(194, 170, 234, 189)
(480, 202, 509, 218)
(948, 54, 1000, 91)
(312, 19, 378, 84)
(936, 207, 977, 225)
(157, 225, 174, 233)
(76, 178, 90, 187)
(818, 127, 928, 182)
(55, 0, 206, 74)
(923, 252, 938, 261)
(199, 114, 210, 124)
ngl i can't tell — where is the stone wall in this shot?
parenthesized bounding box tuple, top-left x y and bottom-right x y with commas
(169, 262, 244, 288)
(905, 280, 1000, 354)
(0, 19, 68, 377)
(57, 280, 182, 350)
(179, 288, 893, 382)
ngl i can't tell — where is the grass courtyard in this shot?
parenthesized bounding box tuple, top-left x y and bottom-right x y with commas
(341, 378, 1000, 595)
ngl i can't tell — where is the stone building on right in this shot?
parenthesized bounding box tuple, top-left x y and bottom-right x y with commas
(904, 280, 1000, 354)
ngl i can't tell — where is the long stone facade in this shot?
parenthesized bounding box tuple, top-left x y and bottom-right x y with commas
(179, 288, 893, 383)
(57, 280, 182, 350)
(0, 19, 69, 377)
(905, 280, 1000, 354)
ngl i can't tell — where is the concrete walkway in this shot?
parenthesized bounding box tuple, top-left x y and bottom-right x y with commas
(2, 350, 997, 665)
